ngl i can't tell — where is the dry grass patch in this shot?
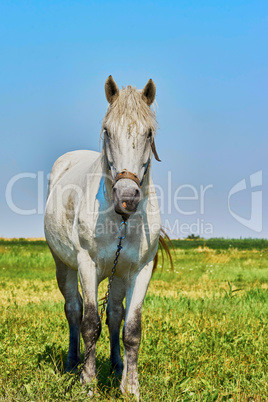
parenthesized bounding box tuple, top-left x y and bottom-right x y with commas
(0, 278, 122, 307)
(0, 280, 62, 306)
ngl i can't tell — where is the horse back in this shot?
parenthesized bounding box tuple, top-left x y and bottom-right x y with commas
(47, 150, 100, 197)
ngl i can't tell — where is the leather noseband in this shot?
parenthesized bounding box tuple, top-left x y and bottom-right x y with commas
(112, 169, 141, 188)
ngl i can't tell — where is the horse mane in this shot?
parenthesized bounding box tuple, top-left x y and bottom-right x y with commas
(102, 85, 157, 136)
(153, 228, 174, 273)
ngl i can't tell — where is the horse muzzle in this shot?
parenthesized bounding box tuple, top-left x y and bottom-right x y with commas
(112, 170, 141, 218)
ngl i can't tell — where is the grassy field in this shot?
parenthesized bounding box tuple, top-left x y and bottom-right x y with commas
(0, 238, 267, 401)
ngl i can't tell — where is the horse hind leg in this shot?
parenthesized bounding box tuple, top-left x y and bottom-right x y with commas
(106, 277, 126, 377)
(53, 254, 83, 372)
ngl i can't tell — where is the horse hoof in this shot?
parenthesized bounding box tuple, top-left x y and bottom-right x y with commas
(81, 388, 100, 398)
(111, 361, 123, 377)
(120, 381, 140, 401)
(65, 358, 80, 373)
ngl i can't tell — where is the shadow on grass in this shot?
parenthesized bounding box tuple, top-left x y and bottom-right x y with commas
(36, 344, 122, 397)
(37, 343, 67, 374)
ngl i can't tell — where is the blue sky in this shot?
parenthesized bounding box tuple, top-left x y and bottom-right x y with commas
(0, 0, 267, 238)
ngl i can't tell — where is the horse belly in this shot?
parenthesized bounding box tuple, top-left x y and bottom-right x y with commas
(44, 202, 78, 270)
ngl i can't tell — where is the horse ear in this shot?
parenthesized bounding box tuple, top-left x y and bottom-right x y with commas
(142, 79, 156, 106)
(105, 75, 119, 104)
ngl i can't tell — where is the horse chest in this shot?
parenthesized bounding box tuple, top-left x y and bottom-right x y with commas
(77, 219, 154, 279)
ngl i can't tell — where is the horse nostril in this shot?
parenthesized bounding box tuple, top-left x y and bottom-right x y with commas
(113, 181, 141, 215)
(134, 189, 141, 202)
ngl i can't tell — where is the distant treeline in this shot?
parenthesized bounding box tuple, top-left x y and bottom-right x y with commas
(0, 238, 46, 247)
(172, 238, 268, 250)
(1, 237, 268, 250)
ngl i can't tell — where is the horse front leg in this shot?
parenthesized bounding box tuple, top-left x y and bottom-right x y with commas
(106, 276, 126, 376)
(77, 251, 100, 387)
(121, 261, 153, 400)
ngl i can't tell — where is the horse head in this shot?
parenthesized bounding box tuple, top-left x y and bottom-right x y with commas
(103, 75, 160, 219)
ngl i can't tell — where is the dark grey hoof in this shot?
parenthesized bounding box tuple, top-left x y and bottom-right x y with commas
(65, 357, 81, 373)
(111, 361, 123, 377)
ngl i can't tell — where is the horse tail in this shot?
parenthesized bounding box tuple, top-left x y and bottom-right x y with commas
(153, 228, 174, 273)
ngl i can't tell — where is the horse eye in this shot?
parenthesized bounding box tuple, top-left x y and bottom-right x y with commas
(104, 128, 111, 138)
(147, 130, 152, 140)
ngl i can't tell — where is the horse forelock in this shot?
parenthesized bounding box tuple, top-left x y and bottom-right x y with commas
(102, 85, 157, 137)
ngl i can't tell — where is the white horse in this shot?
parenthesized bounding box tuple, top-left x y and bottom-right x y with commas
(44, 76, 162, 399)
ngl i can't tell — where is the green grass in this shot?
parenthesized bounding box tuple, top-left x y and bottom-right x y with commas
(0, 239, 267, 401)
